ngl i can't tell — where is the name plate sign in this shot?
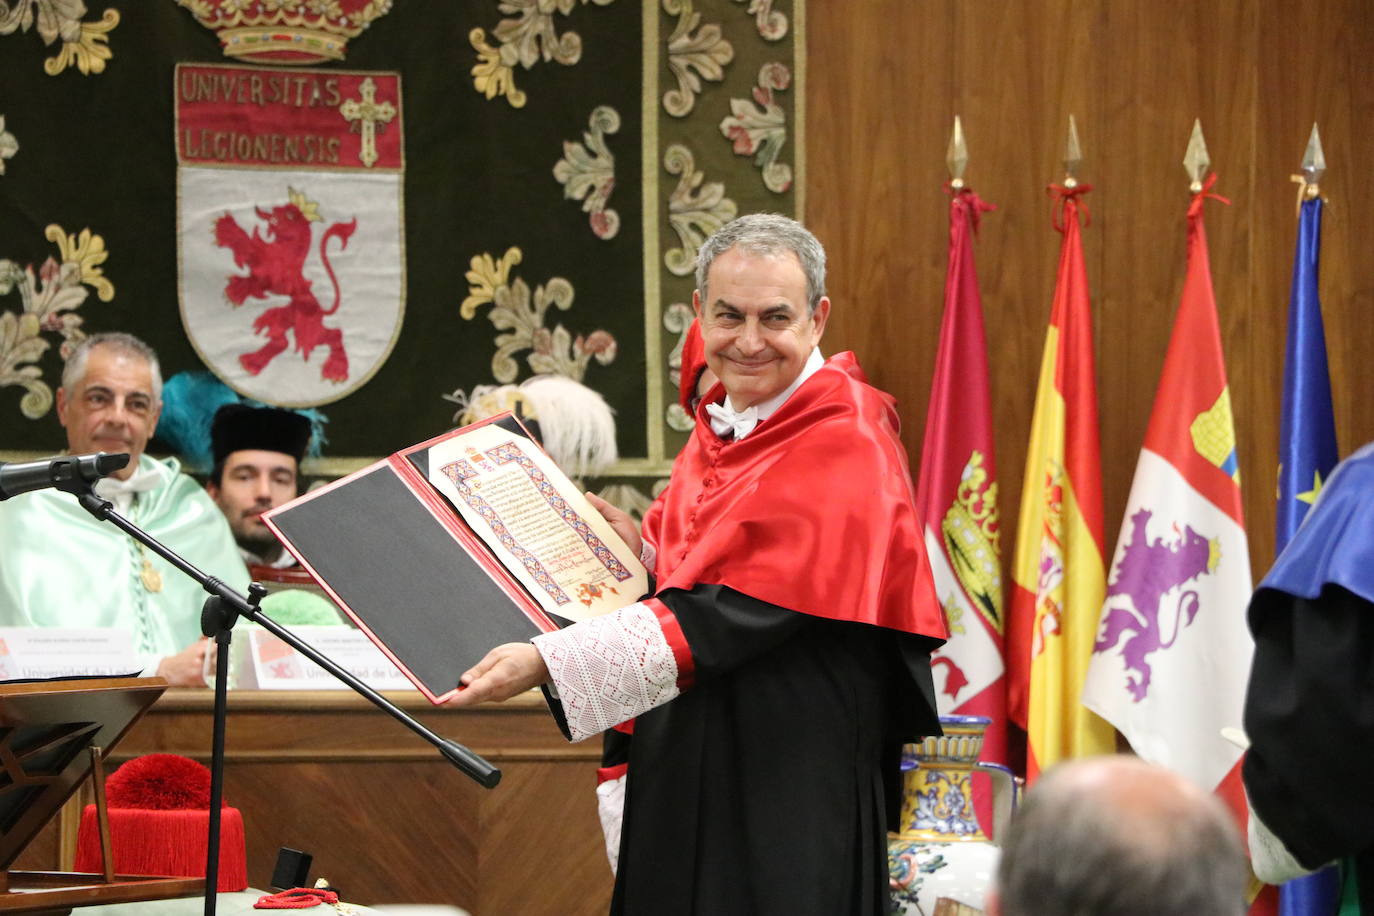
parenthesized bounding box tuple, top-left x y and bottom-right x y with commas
(0, 628, 140, 680)
(237, 626, 413, 691)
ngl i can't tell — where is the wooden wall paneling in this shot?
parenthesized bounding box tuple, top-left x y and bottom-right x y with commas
(805, 0, 955, 458)
(228, 761, 483, 903)
(38, 692, 614, 915)
(809, 2, 1374, 623)
(1197, 0, 1264, 566)
(948, 0, 1108, 542)
(477, 760, 611, 915)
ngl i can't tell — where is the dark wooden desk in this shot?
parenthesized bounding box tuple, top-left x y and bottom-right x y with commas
(18, 689, 612, 915)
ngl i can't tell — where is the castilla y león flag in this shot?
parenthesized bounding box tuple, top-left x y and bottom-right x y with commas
(914, 186, 1008, 783)
(1082, 176, 1255, 810)
(1006, 185, 1115, 781)
(175, 63, 405, 408)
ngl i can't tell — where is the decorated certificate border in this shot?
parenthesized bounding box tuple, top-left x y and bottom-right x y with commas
(425, 423, 647, 622)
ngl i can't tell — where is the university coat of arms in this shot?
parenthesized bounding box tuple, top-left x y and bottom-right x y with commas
(175, 62, 404, 407)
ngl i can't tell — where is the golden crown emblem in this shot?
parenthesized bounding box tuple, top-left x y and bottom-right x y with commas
(175, 0, 394, 65)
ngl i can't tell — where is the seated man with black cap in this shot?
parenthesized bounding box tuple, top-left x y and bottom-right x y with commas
(207, 403, 312, 570)
(207, 403, 344, 626)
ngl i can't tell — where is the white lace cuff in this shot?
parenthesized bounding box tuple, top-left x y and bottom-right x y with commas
(533, 602, 680, 742)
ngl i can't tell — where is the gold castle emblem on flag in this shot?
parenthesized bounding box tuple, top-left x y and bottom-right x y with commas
(175, 0, 393, 65)
(1189, 387, 1240, 483)
(942, 451, 1003, 631)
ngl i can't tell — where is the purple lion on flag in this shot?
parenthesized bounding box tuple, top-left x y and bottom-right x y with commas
(1093, 508, 1219, 701)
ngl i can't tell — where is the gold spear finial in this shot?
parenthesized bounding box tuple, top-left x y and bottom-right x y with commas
(1063, 114, 1083, 188)
(1301, 122, 1325, 193)
(1184, 119, 1210, 192)
(947, 115, 968, 189)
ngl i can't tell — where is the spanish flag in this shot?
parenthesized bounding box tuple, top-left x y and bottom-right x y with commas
(1006, 184, 1116, 780)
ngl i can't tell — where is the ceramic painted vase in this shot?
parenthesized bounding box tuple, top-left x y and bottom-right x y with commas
(887, 715, 1016, 914)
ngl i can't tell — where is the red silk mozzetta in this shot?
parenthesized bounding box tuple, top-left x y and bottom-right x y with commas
(646, 352, 947, 640)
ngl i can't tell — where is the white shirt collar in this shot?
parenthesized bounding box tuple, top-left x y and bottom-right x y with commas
(93, 454, 169, 514)
(725, 347, 824, 424)
(708, 348, 824, 440)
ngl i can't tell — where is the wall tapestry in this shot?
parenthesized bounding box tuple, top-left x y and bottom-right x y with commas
(0, 0, 803, 512)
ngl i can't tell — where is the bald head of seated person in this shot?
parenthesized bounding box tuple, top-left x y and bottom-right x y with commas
(207, 404, 311, 569)
(988, 755, 1250, 916)
(0, 332, 248, 686)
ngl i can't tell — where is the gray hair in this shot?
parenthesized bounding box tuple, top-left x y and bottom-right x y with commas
(695, 213, 827, 314)
(995, 756, 1248, 916)
(62, 332, 163, 403)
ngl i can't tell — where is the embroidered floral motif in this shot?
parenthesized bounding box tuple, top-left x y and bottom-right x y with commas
(663, 301, 695, 430)
(0, 116, 16, 174)
(533, 602, 680, 741)
(719, 62, 792, 193)
(663, 144, 737, 276)
(731, 0, 786, 40)
(554, 105, 621, 240)
(0, 1, 120, 76)
(459, 246, 618, 382)
(662, 0, 733, 118)
(470, 0, 615, 110)
(0, 225, 114, 418)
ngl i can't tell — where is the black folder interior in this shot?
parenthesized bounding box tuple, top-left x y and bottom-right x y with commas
(270, 465, 541, 697)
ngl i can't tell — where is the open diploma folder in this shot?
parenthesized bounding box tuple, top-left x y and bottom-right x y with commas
(262, 415, 648, 702)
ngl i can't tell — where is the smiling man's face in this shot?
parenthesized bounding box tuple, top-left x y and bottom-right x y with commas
(694, 246, 829, 409)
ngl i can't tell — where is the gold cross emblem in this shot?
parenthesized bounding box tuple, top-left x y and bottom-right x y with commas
(339, 77, 396, 168)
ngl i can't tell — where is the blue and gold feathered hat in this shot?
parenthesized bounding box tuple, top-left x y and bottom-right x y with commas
(153, 372, 327, 474)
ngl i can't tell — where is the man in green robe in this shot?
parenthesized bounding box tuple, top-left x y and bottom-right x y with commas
(0, 332, 248, 685)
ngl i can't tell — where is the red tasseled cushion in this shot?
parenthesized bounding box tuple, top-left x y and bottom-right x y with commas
(75, 754, 247, 892)
(104, 753, 223, 809)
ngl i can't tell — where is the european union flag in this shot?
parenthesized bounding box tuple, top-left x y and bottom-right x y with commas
(1275, 194, 1341, 915)
(1276, 196, 1338, 552)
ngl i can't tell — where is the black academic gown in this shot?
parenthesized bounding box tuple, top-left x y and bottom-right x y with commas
(1243, 585, 1374, 912)
(604, 584, 940, 916)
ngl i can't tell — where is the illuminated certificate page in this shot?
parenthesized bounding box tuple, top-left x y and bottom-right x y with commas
(426, 424, 647, 623)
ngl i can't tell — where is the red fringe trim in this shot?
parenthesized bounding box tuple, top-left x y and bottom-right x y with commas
(74, 806, 248, 892)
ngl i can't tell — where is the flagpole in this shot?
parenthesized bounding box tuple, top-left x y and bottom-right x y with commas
(1272, 120, 1342, 916)
(1062, 114, 1082, 188)
(1184, 118, 1210, 193)
(947, 114, 968, 189)
(1006, 115, 1115, 781)
(915, 114, 1009, 837)
(1289, 122, 1325, 217)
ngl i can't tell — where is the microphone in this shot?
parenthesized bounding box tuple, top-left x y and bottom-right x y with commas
(0, 452, 130, 500)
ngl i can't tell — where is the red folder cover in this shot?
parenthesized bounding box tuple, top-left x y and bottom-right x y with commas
(263, 415, 571, 703)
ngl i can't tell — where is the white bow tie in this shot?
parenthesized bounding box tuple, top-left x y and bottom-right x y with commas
(705, 400, 760, 440)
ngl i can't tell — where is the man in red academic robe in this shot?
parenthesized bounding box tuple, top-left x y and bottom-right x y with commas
(450, 213, 947, 915)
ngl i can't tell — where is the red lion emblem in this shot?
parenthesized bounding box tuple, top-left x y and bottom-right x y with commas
(214, 187, 357, 382)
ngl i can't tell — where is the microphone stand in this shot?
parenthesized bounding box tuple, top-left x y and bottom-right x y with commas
(57, 470, 500, 916)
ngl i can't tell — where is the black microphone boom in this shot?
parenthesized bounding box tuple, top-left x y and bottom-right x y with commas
(0, 452, 130, 500)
